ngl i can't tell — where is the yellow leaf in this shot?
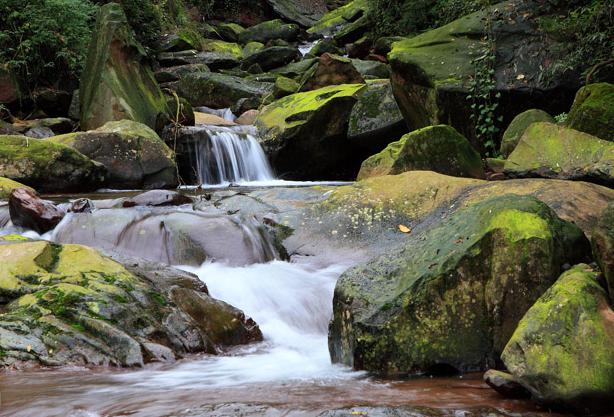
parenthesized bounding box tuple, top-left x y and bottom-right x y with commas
(516, 74, 525, 80)
(398, 224, 411, 233)
(26, 345, 32, 352)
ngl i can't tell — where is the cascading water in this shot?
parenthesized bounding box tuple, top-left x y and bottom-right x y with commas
(190, 125, 276, 186)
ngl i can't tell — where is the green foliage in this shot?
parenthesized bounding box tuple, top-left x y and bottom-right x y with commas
(539, 0, 613, 82)
(0, 0, 97, 91)
(368, 0, 490, 37)
(554, 112, 568, 124)
(119, 0, 163, 54)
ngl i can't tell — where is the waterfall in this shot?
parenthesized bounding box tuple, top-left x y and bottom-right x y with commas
(190, 125, 275, 186)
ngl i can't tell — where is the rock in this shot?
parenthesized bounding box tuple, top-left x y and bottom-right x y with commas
(164, 96, 195, 126)
(501, 264, 614, 414)
(272, 58, 318, 79)
(176, 72, 273, 110)
(8, 188, 65, 234)
(256, 83, 366, 179)
(238, 19, 300, 44)
(333, 13, 370, 45)
(0, 135, 106, 192)
(194, 112, 236, 126)
(0, 178, 33, 200)
(80, 4, 168, 131)
(504, 122, 614, 186)
(348, 79, 406, 152)
(483, 370, 530, 399)
(155, 63, 209, 84)
(159, 48, 241, 71)
(18, 118, 74, 135)
(32, 88, 72, 118)
(0, 241, 262, 368)
(310, 39, 344, 56)
(49, 120, 177, 190)
(350, 59, 390, 79)
(201, 39, 244, 60)
(69, 198, 93, 213)
(241, 46, 300, 72)
(567, 82, 614, 142)
(216, 23, 245, 43)
(329, 194, 590, 376)
(273, 76, 299, 98)
(357, 125, 485, 180)
(242, 41, 265, 57)
(0, 64, 20, 105)
(0, 120, 19, 135)
(122, 190, 193, 207)
(68, 89, 80, 120)
(236, 110, 260, 125)
(500, 109, 555, 158)
(308, 0, 369, 37)
(299, 53, 365, 91)
(389, 2, 581, 151)
(264, 0, 326, 27)
(159, 29, 203, 52)
(346, 36, 373, 59)
(591, 202, 614, 303)
(24, 126, 55, 139)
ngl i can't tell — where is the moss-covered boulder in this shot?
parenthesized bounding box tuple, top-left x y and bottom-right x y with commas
(329, 194, 590, 376)
(159, 29, 204, 52)
(216, 23, 245, 43)
(201, 39, 244, 60)
(348, 79, 406, 152)
(80, 3, 168, 131)
(567, 83, 614, 142)
(50, 120, 177, 190)
(176, 72, 273, 110)
(274, 76, 300, 98)
(501, 264, 614, 414)
(504, 122, 614, 186)
(155, 63, 210, 84)
(500, 109, 554, 158)
(591, 202, 614, 304)
(240, 46, 300, 72)
(0, 135, 106, 192)
(0, 241, 262, 368)
(308, 0, 369, 37)
(299, 53, 364, 92)
(309, 39, 344, 57)
(350, 59, 390, 80)
(265, 0, 327, 27)
(388, 1, 579, 150)
(358, 125, 484, 180)
(238, 19, 299, 44)
(256, 83, 366, 179)
(243, 41, 265, 57)
(0, 178, 33, 200)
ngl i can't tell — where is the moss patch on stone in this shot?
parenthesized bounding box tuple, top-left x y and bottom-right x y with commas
(0, 177, 33, 199)
(567, 82, 614, 142)
(500, 109, 554, 158)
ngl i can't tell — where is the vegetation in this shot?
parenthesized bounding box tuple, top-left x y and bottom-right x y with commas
(0, 0, 97, 91)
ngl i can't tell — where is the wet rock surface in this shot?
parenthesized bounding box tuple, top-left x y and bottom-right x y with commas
(8, 188, 65, 234)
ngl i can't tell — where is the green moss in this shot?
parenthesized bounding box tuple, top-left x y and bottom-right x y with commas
(567, 83, 614, 142)
(0, 234, 30, 242)
(0, 177, 33, 199)
(273, 76, 299, 98)
(500, 109, 554, 158)
(308, 0, 369, 35)
(243, 41, 264, 57)
(202, 39, 244, 60)
(149, 291, 167, 307)
(238, 19, 299, 44)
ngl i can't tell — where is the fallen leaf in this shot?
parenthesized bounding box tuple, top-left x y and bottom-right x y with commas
(398, 224, 411, 233)
(26, 345, 32, 352)
(516, 74, 525, 80)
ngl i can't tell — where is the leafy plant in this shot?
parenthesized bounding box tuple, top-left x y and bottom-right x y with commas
(554, 112, 568, 124)
(119, 0, 163, 55)
(0, 0, 97, 92)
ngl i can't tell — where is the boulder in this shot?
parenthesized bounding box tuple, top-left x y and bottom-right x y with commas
(483, 370, 530, 399)
(8, 188, 65, 234)
(272, 58, 318, 79)
(591, 202, 614, 303)
(24, 127, 54, 139)
(216, 23, 245, 43)
(50, 120, 177, 190)
(16, 118, 74, 135)
(350, 59, 390, 79)
(499, 109, 554, 158)
(241, 46, 300, 72)
(308, 0, 369, 37)
(329, 194, 590, 376)
(567, 82, 614, 142)
(299, 53, 365, 91)
(309, 39, 344, 57)
(273, 76, 300, 98)
(0, 64, 20, 105)
(80, 3, 168, 131)
(0, 135, 106, 192)
(122, 190, 193, 207)
(388, 1, 580, 151)
(243, 41, 265, 57)
(501, 264, 614, 414)
(357, 125, 484, 180)
(238, 19, 300, 44)
(32, 88, 72, 118)
(201, 39, 244, 59)
(159, 43, 242, 71)
(176, 71, 274, 110)
(264, 0, 327, 27)
(155, 63, 209, 84)
(236, 110, 260, 125)
(504, 122, 614, 186)
(0, 178, 33, 200)
(348, 79, 406, 152)
(256, 83, 366, 179)
(159, 29, 203, 52)
(0, 241, 262, 368)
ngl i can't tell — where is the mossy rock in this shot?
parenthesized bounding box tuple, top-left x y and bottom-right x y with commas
(216, 23, 245, 43)
(201, 39, 244, 60)
(243, 41, 265, 57)
(358, 125, 484, 180)
(0, 64, 21, 105)
(0, 135, 106, 192)
(240, 46, 300, 72)
(80, 3, 168, 131)
(274, 76, 300, 98)
(154, 63, 209, 84)
(348, 79, 406, 151)
(329, 194, 590, 376)
(299, 53, 364, 92)
(310, 39, 344, 57)
(238, 19, 299, 44)
(591, 202, 614, 304)
(265, 0, 327, 27)
(0, 177, 33, 200)
(159, 29, 204, 52)
(504, 122, 614, 186)
(567, 82, 614, 142)
(502, 264, 614, 414)
(500, 109, 554, 158)
(256, 83, 366, 179)
(50, 120, 177, 189)
(0, 241, 262, 368)
(308, 0, 369, 36)
(271, 58, 318, 79)
(350, 59, 390, 79)
(176, 72, 274, 110)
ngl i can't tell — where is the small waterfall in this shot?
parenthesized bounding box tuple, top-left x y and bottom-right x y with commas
(191, 125, 275, 186)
